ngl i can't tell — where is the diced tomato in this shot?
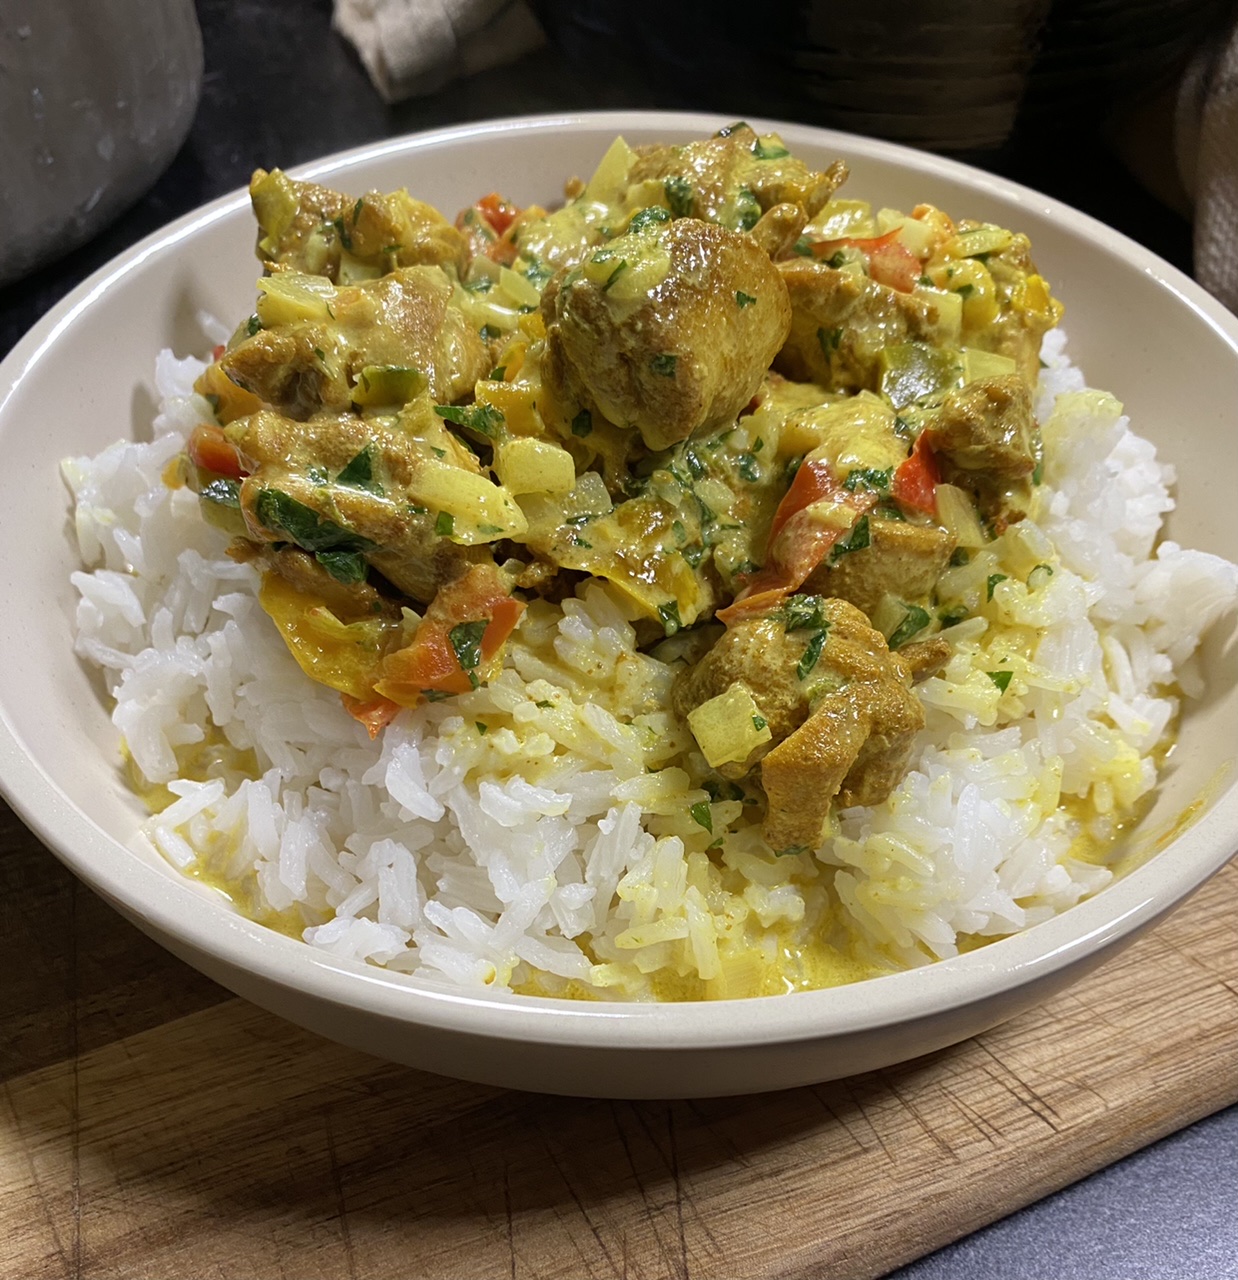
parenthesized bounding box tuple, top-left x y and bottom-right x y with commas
(811, 227, 921, 292)
(341, 693, 402, 739)
(376, 565, 525, 705)
(892, 432, 941, 515)
(186, 423, 246, 480)
(717, 457, 877, 625)
(476, 192, 520, 237)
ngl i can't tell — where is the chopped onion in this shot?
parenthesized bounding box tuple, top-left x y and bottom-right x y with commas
(935, 483, 987, 548)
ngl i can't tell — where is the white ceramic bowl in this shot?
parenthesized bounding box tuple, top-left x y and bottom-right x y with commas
(1, 111, 1235, 1098)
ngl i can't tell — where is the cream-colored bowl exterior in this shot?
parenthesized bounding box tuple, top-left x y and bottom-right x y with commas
(0, 112, 1234, 1098)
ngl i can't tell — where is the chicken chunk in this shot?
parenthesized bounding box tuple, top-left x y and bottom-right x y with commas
(628, 123, 846, 231)
(249, 168, 469, 280)
(922, 374, 1040, 528)
(542, 217, 791, 451)
(805, 517, 956, 617)
(228, 408, 491, 602)
(673, 596, 935, 852)
(775, 259, 958, 394)
(219, 267, 491, 419)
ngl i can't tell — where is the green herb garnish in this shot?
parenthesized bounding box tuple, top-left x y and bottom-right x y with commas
(987, 573, 1008, 600)
(435, 511, 454, 537)
(628, 206, 672, 233)
(664, 176, 694, 217)
(657, 600, 682, 635)
(690, 801, 713, 833)
(888, 604, 930, 649)
(650, 353, 678, 378)
(796, 630, 827, 680)
(434, 403, 505, 438)
(570, 408, 593, 437)
(253, 490, 376, 554)
(842, 467, 893, 493)
(830, 515, 871, 562)
(336, 444, 383, 494)
(199, 478, 240, 508)
(315, 550, 368, 584)
(735, 291, 757, 309)
(448, 619, 489, 688)
(987, 670, 1013, 692)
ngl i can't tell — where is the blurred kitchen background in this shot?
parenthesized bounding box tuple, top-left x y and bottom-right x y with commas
(2, 0, 1237, 359)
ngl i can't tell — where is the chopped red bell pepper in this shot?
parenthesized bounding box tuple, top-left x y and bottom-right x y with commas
(341, 692, 402, 739)
(717, 457, 877, 625)
(376, 565, 525, 704)
(892, 432, 941, 516)
(186, 423, 246, 480)
(811, 227, 921, 292)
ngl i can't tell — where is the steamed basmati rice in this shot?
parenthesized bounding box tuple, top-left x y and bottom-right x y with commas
(62, 330, 1238, 1000)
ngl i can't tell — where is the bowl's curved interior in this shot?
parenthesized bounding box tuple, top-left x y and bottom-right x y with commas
(0, 111, 1235, 1062)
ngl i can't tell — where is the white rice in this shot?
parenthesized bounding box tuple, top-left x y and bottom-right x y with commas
(62, 331, 1238, 999)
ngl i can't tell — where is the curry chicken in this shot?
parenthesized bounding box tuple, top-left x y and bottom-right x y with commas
(181, 124, 1063, 855)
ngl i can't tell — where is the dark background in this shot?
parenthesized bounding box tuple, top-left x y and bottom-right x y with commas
(0, 0, 1205, 361)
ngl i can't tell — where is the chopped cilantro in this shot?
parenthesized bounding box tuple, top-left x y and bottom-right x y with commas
(736, 452, 760, 483)
(315, 550, 368, 584)
(888, 604, 930, 649)
(464, 276, 494, 294)
(776, 844, 809, 858)
(733, 187, 760, 232)
(435, 511, 454, 537)
(352, 197, 364, 224)
(830, 515, 871, 562)
(628, 206, 672, 233)
(199, 477, 240, 508)
(434, 403, 505, 438)
(796, 630, 827, 680)
(650, 353, 678, 377)
(245, 314, 261, 337)
(793, 237, 813, 257)
(480, 323, 502, 340)
(949, 547, 971, 567)
(690, 801, 713, 833)
(987, 573, 1008, 600)
(253, 490, 376, 555)
(716, 120, 749, 137)
(475, 721, 489, 735)
(535, 700, 554, 709)
(751, 138, 791, 160)
(603, 260, 628, 290)
(955, 283, 975, 298)
(657, 600, 682, 635)
(448, 619, 489, 687)
(336, 445, 382, 494)
(681, 544, 705, 569)
(780, 595, 827, 632)
(664, 176, 694, 218)
(571, 408, 593, 437)
(826, 250, 847, 269)
(420, 689, 453, 703)
(817, 326, 843, 356)
(752, 714, 768, 732)
(735, 290, 757, 308)
(332, 216, 352, 251)
(987, 669, 1013, 692)
(842, 467, 892, 493)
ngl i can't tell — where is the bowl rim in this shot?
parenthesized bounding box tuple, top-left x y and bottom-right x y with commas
(1, 108, 1236, 1054)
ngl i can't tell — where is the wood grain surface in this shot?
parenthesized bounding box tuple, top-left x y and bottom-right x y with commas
(2, 799, 1236, 1280)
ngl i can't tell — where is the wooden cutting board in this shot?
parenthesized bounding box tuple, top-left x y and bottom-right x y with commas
(2, 798, 1236, 1280)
